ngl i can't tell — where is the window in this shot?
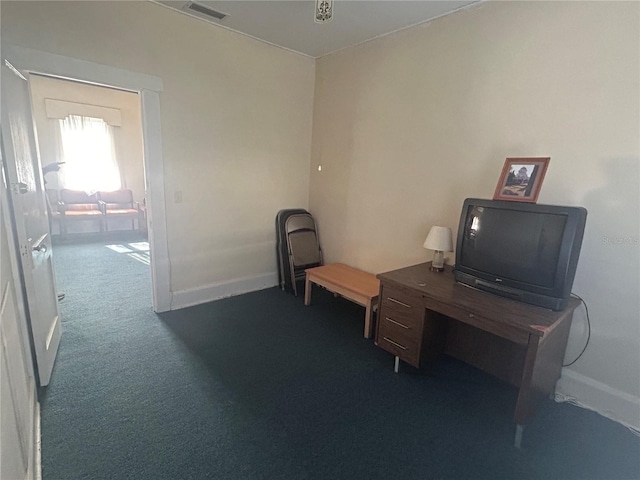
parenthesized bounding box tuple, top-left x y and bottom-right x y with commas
(58, 115, 121, 193)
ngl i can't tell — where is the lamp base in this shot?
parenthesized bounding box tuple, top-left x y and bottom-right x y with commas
(430, 250, 445, 272)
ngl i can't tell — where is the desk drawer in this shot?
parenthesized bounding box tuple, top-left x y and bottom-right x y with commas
(377, 334, 420, 367)
(378, 314, 422, 347)
(425, 297, 529, 345)
(378, 303, 423, 331)
(380, 285, 424, 326)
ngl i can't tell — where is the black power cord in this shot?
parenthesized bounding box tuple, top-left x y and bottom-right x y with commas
(562, 293, 590, 367)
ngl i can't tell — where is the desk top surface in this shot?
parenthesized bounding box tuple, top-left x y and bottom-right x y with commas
(377, 262, 580, 337)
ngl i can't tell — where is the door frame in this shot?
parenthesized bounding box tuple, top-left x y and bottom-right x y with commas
(4, 44, 172, 312)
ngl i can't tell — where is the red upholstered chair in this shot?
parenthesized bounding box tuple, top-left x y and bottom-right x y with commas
(97, 189, 140, 231)
(58, 189, 104, 235)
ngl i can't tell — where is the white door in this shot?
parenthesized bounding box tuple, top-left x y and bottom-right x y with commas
(0, 157, 38, 480)
(1, 60, 61, 386)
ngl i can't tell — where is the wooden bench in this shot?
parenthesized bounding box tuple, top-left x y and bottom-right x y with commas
(304, 263, 380, 338)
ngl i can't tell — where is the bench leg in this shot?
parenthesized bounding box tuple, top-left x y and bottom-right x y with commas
(364, 300, 373, 339)
(304, 275, 312, 306)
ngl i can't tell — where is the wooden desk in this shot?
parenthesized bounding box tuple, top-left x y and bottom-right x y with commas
(375, 262, 580, 448)
(305, 263, 380, 338)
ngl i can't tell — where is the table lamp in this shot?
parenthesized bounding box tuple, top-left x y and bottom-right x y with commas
(423, 226, 453, 272)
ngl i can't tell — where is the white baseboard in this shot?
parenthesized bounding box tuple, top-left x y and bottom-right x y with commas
(170, 272, 279, 310)
(555, 369, 640, 431)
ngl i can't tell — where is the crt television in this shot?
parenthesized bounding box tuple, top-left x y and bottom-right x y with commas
(454, 198, 587, 310)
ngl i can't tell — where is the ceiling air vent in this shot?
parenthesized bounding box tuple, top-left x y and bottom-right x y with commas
(183, 2, 227, 21)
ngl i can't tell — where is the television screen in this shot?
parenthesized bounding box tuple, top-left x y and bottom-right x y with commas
(460, 205, 567, 288)
(454, 199, 587, 310)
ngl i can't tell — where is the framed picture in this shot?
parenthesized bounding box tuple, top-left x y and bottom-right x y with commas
(493, 157, 550, 203)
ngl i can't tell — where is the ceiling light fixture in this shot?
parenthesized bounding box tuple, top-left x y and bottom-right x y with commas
(314, 0, 334, 23)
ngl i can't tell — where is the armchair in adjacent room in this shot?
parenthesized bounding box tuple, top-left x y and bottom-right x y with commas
(97, 189, 140, 231)
(58, 189, 104, 235)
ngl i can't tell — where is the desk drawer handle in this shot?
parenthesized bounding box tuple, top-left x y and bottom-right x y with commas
(383, 337, 407, 350)
(388, 297, 412, 309)
(385, 317, 409, 329)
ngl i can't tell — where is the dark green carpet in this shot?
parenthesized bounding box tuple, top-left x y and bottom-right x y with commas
(42, 235, 640, 479)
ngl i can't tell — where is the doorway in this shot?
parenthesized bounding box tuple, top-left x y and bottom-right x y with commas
(5, 44, 171, 313)
(29, 73, 153, 311)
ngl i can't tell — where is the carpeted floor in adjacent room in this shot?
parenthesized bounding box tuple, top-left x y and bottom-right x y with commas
(41, 234, 640, 479)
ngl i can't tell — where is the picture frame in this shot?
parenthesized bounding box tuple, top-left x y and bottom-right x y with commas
(493, 157, 550, 203)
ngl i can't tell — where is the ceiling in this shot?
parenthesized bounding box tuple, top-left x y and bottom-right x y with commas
(154, 1, 479, 58)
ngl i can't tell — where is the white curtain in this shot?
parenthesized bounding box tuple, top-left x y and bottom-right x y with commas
(58, 115, 121, 193)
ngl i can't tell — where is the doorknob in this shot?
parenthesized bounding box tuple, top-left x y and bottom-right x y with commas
(32, 233, 48, 252)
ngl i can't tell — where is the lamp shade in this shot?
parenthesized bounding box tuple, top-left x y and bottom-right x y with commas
(423, 226, 453, 252)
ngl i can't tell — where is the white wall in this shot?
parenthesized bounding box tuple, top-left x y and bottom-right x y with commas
(1, 1, 315, 299)
(310, 1, 639, 428)
(29, 74, 146, 203)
